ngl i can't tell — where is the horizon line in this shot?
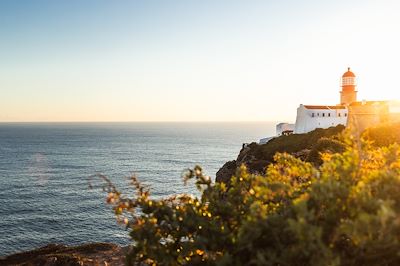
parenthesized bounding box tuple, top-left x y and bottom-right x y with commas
(0, 120, 282, 124)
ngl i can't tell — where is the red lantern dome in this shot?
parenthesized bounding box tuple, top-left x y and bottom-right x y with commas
(342, 67, 356, 78)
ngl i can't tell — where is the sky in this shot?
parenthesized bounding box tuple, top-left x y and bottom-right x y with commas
(1, 0, 400, 122)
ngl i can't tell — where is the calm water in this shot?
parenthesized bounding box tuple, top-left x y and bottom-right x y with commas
(0, 122, 275, 256)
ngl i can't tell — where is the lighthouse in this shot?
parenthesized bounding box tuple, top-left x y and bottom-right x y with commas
(340, 67, 357, 105)
(260, 67, 400, 142)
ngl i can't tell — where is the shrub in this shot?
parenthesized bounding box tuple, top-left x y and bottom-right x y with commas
(249, 125, 345, 163)
(363, 122, 400, 147)
(306, 137, 346, 165)
(101, 132, 400, 265)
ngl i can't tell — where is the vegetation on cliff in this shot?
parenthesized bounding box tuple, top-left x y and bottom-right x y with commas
(248, 125, 345, 163)
(102, 123, 400, 265)
(217, 125, 346, 183)
(363, 122, 400, 147)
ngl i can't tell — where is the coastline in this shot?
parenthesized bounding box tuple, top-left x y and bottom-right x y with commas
(0, 242, 127, 266)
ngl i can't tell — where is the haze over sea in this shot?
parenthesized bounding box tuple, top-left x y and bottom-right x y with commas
(0, 122, 275, 255)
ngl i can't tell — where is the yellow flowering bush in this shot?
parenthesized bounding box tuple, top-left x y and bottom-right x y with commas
(103, 131, 400, 265)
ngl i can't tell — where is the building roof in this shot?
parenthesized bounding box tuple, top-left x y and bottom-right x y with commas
(304, 105, 346, 110)
(342, 67, 356, 78)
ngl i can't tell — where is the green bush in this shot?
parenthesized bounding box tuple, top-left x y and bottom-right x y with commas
(102, 131, 400, 265)
(306, 137, 346, 165)
(250, 125, 345, 163)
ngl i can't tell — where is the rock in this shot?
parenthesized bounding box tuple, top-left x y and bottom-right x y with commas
(216, 160, 237, 183)
(0, 243, 127, 266)
(216, 143, 271, 184)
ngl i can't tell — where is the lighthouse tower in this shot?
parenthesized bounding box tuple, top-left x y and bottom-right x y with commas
(340, 67, 357, 105)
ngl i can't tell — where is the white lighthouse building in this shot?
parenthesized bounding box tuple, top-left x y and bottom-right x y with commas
(293, 67, 356, 134)
(260, 68, 400, 144)
(293, 105, 348, 134)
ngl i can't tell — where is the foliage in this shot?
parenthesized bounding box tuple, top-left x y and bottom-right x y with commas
(362, 122, 400, 147)
(242, 125, 344, 173)
(251, 125, 344, 160)
(103, 130, 400, 265)
(306, 137, 346, 165)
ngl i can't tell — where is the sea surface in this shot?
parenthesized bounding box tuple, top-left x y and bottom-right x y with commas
(0, 122, 275, 256)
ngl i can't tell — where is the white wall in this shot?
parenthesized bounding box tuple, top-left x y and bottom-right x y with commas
(294, 105, 348, 134)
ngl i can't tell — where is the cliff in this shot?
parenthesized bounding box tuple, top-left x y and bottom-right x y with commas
(216, 125, 346, 183)
(216, 122, 400, 183)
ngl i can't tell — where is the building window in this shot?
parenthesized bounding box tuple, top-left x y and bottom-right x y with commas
(345, 113, 347, 117)
(312, 113, 315, 117)
(338, 113, 341, 117)
(322, 113, 325, 117)
(317, 113, 320, 116)
(328, 113, 331, 117)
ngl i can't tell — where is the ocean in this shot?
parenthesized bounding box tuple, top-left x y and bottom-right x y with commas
(0, 122, 275, 256)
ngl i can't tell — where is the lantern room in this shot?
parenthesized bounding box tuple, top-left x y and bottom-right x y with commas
(340, 67, 357, 105)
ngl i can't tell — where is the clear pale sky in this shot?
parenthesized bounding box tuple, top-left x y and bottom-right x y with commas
(1, 0, 399, 122)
